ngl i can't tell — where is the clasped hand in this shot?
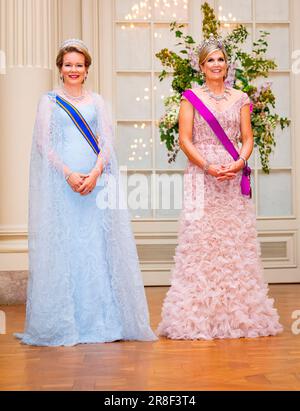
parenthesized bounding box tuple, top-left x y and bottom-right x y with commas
(208, 160, 244, 182)
(66, 169, 100, 195)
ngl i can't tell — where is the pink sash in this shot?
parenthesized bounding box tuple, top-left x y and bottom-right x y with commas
(182, 89, 252, 198)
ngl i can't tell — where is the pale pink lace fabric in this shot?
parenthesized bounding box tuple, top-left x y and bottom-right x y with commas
(157, 88, 283, 340)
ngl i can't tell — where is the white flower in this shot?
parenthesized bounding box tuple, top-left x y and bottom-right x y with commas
(235, 79, 243, 89)
(159, 93, 181, 129)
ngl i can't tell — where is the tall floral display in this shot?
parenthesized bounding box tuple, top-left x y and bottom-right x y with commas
(156, 2, 290, 173)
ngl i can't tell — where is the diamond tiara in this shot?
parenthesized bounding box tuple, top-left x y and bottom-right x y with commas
(60, 38, 89, 52)
(199, 33, 224, 54)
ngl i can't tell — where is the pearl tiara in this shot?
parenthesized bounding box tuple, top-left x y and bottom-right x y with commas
(60, 38, 89, 52)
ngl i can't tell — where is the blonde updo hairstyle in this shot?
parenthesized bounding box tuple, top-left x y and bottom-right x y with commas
(199, 43, 229, 80)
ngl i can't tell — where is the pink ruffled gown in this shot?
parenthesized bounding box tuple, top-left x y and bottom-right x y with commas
(157, 90, 283, 340)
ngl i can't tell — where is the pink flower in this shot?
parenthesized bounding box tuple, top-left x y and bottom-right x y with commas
(188, 46, 201, 72)
(254, 81, 273, 99)
(224, 62, 237, 88)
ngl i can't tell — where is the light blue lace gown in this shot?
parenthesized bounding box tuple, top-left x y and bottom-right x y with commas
(15, 91, 157, 346)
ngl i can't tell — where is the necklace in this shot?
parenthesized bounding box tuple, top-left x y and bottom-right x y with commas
(202, 84, 231, 101)
(62, 88, 86, 102)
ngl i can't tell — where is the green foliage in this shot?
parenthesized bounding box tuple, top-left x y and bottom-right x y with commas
(201, 2, 220, 38)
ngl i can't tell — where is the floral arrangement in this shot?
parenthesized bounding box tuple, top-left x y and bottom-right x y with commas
(156, 2, 290, 173)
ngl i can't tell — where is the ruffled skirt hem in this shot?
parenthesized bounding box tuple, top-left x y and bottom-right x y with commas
(156, 324, 283, 341)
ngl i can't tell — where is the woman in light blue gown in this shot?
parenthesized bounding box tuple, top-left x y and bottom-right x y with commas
(15, 39, 157, 346)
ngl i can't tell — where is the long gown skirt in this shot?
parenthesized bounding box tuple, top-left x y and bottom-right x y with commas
(157, 141, 283, 340)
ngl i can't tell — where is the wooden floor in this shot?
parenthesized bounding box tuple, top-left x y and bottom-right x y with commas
(0, 285, 300, 391)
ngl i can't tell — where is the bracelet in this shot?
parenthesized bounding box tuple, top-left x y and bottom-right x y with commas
(203, 161, 211, 174)
(238, 155, 247, 167)
(65, 171, 73, 181)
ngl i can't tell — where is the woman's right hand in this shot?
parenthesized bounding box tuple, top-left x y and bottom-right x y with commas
(206, 164, 221, 178)
(66, 172, 88, 192)
(207, 164, 236, 181)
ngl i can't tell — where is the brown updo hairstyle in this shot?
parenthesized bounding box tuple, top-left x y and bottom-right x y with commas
(199, 43, 229, 80)
(56, 45, 92, 71)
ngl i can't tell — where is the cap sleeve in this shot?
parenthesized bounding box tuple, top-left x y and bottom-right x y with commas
(181, 88, 198, 102)
(240, 92, 250, 109)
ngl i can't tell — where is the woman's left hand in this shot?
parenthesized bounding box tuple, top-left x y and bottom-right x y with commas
(77, 169, 100, 196)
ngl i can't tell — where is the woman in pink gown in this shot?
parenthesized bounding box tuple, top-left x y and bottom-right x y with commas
(157, 35, 283, 340)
